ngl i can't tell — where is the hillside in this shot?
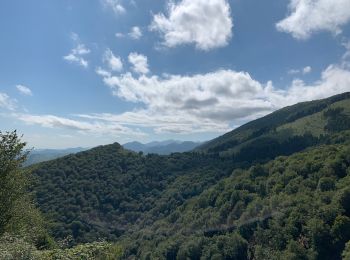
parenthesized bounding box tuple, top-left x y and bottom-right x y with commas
(198, 92, 350, 158)
(122, 140, 350, 259)
(123, 140, 202, 155)
(31, 143, 231, 244)
(28, 92, 350, 259)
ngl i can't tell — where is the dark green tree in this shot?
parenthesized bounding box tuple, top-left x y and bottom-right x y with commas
(0, 131, 53, 249)
(0, 130, 29, 234)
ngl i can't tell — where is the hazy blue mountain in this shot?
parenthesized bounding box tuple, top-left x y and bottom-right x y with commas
(123, 140, 202, 154)
(24, 147, 87, 166)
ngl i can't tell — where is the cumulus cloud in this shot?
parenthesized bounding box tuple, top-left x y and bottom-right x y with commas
(63, 33, 90, 68)
(128, 52, 150, 74)
(150, 0, 233, 50)
(16, 85, 32, 96)
(276, 0, 350, 39)
(0, 92, 16, 111)
(128, 26, 142, 40)
(94, 62, 350, 134)
(103, 49, 123, 72)
(102, 0, 125, 15)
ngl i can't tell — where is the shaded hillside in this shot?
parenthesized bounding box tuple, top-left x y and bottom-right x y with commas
(198, 92, 350, 158)
(31, 144, 231, 244)
(122, 137, 350, 259)
(123, 140, 202, 155)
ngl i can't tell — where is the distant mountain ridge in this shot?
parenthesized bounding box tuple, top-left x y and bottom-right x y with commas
(123, 140, 202, 154)
(24, 147, 87, 166)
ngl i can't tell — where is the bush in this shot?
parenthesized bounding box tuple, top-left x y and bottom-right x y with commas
(39, 242, 123, 260)
(0, 234, 39, 260)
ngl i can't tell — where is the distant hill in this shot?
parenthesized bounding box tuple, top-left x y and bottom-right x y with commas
(123, 140, 202, 154)
(24, 147, 87, 166)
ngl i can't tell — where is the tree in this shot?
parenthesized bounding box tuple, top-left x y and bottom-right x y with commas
(0, 130, 29, 235)
(0, 130, 52, 249)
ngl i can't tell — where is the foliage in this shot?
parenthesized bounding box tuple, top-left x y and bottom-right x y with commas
(0, 130, 29, 234)
(118, 143, 350, 259)
(39, 242, 123, 260)
(198, 92, 350, 155)
(0, 233, 39, 260)
(0, 234, 122, 260)
(0, 131, 53, 249)
(31, 144, 232, 244)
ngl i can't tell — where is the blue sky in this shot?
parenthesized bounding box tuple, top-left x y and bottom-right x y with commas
(1, 0, 350, 148)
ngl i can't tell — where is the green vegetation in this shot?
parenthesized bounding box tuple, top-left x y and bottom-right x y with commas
(122, 142, 350, 259)
(0, 234, 122, 260)
(0, 131, 52, 249)
(0, 131, 123, 260)
(31, 144, 231, 244)
(198, 92, 350, 156)
(3, 92, 350, 259)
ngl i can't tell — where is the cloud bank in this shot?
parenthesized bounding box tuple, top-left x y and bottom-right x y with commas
(93, 63, 350, 134)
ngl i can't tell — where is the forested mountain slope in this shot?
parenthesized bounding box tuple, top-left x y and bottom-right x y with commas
(29, 92, 350, 259)
(31, 144, 232, 244)
(198, 92, 350, 157)
(122, 139, 350, 259)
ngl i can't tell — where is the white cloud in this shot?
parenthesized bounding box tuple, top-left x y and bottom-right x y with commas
(288, 69, 300, 75)
(94, 63, 350, 134)
(150, 0, 233, 50)
(16, 113, 146, 138)
(103, 49, 123, 72)
(63, 33, 90, 68)
(0, 92, 16, 111)
(116, 27, 143, 40)
(343, 40, 350, 60)
(303, 66, 312, 74)
(96, 67, 112, 78)
(276, 0, 350, 39)
(102, 0, 125, 15)
(16, 85, 32, 96)
(115, 32, 125, 38)
(128, 52, 150, 74)
(288, 66, 312, 75)
(128, 26, 142, 40)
